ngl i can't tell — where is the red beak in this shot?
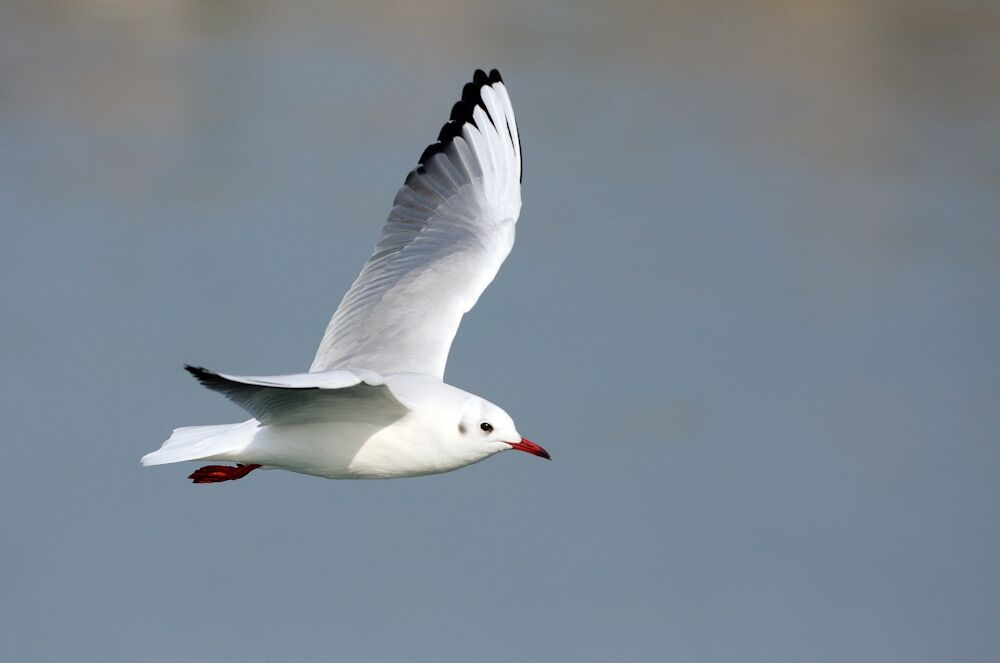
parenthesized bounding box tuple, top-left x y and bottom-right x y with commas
(508, 437, 551, 460)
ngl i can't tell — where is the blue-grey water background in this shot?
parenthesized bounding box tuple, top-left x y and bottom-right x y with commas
(1, 2, 998, 661)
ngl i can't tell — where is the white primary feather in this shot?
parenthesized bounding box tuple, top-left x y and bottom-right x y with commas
(311, 70, 522, 379)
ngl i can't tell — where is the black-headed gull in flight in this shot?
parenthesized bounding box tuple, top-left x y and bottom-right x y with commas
(142, 69, 549, 483)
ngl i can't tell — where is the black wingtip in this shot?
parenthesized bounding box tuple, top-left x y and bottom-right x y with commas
(184, 364, 216, 384)
(414, 68, 509, 172)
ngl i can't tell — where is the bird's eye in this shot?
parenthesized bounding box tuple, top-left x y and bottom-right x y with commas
(479, 421, 493, 433)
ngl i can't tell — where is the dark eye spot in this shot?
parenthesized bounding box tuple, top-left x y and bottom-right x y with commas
(480, 421, 493, 433)
(458, 423, 467, 435)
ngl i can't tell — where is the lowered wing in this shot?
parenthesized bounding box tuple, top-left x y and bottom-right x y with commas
(185, 365, 408, 425)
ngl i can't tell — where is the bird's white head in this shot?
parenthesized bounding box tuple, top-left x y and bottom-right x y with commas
(455, 395, 550, 461)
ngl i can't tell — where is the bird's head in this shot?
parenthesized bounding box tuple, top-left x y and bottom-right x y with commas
(457, 396, 550, 461)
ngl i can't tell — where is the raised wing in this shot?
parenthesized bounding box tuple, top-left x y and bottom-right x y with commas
(311, 69, 522, 378)
(185, 365, 408, 425)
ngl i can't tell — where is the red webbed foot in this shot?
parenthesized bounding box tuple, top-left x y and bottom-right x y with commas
(188, 464, 261, 484)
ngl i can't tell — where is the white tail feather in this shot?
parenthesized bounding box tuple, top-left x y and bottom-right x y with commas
(141, 420, 257, 466)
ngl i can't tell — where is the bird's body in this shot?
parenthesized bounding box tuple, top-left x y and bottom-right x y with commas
(159, 374, 523, 480)
(141, 69, 549, 483)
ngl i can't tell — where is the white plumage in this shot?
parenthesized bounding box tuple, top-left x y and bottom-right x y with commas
(141, 69, 549, 483)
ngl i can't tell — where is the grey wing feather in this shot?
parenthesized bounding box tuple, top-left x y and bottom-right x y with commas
(185, 365, 408, 425)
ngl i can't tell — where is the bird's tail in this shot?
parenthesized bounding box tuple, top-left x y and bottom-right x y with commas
(141, 420, 257, 467)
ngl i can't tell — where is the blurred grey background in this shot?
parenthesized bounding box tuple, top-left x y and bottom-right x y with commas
(1, 1, 998, 661)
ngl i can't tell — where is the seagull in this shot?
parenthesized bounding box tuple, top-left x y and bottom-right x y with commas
(141, 69, 549, 483)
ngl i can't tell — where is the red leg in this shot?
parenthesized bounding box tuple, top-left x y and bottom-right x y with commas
(188, 463, 261, 484)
